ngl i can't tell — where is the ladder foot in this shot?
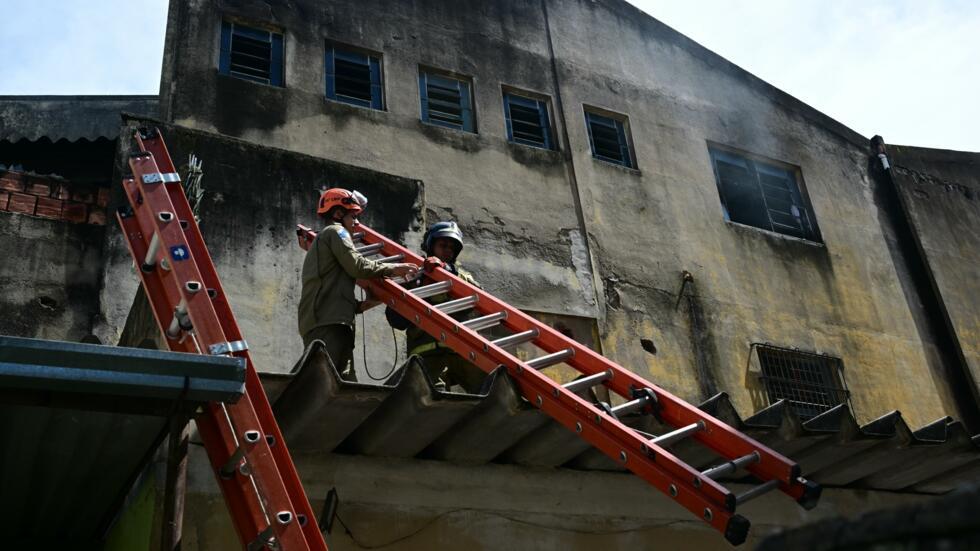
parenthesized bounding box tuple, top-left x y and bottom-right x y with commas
(724, 514, 750, 546)
(796, 478, 822, 511)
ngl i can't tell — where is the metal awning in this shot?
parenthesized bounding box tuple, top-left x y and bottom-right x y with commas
(0, 335, 245, 413)
(0, 335, 245, 547)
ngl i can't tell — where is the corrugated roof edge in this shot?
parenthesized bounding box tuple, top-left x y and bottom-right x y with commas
(265, 342, 980, 496)
(0, 95, 159, 142)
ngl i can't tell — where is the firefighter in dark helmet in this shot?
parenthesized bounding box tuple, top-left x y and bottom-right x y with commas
(386, 221, 486, 392)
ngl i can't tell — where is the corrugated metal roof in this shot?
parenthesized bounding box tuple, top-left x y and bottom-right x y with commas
(0, 95, 158, 142)
(0, 337, 245, 547)
(270, 341, 980, 495)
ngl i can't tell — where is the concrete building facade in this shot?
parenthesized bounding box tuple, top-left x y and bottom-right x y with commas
(153, 0, 977, 428)
(2, 0, 979, 549)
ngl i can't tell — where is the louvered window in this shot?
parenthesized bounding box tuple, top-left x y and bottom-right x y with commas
(585, 110, 633, 168)
(326, 46, 383, 109)
(709, 147, 819, 241)
(419, 71, 475, 132)
(504, 93, 552, 149)
(756, 344, 849, 420)
(219, 21, 284, 86)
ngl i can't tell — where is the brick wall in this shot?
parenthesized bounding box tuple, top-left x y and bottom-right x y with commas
(0, 170, 108, 225)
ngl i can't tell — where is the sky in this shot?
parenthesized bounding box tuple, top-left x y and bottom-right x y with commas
(1, 0, 977, 151)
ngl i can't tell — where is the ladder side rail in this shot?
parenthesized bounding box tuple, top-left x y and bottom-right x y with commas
(119, 207, 278, 545)
(137, 132, 327, 550)
(353, 225, 802, 491)
(128, 148, 314, 551)
(360, 272, 740, 532)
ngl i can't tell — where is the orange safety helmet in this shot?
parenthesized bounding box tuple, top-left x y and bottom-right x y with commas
(317, 188, 367, 216)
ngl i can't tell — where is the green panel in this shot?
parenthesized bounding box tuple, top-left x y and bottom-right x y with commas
(103, 475, 157, 551)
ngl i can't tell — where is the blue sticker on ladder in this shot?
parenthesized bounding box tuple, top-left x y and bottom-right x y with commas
(170, 245, 190, 261)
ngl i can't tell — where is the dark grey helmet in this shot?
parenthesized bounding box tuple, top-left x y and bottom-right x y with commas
(422, 221, 464, 260)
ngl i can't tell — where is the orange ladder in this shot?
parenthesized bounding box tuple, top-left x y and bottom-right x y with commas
(118, 128, 327, 551)
(297, 223, 820, 545)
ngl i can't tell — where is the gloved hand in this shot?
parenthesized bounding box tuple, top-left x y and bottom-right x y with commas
(423, 256, 444, 273)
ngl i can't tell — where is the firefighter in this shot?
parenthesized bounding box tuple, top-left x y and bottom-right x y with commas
(386, 221, 487, 393)
(298, 188, 418, 381)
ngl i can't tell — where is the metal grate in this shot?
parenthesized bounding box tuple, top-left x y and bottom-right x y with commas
(709, 147, 819, 241)
(505, 93, 552, 149)
(219, 21, 283, 86)
(585, 111, 632, 168)
(755, 344, 849, 420)
(326, 46, 383, 109)
(420, 71, 474, 132)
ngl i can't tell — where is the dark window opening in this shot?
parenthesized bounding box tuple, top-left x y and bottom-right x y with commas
(326, 46, 382, 109)
(419, 71, 474, 132)
(709, 147, 819, 241)
(756, 344, 849, 420)
(504, 93, 552, 149)
(219, 21, 284, 86)
(585, 110, 633, 168)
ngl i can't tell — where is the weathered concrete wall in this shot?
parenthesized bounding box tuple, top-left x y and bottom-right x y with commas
(161, 0, 598, 321)
(95, 120, 423, 375)
(154, 0, 967, 428)
(888, 146, 980, 417)
(0, 211, 106, 341)
(541, 0, 958, 426)
(170, 448, 926, 551)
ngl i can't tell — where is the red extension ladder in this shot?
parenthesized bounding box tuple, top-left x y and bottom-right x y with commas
(296, 224, 821, 545)
(117, 128, 328, 550)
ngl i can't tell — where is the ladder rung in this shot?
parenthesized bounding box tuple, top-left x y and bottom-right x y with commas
(246, 525, 276, 551)
(526, 348, 573, 370)
(436, 295, 478, 314)
(141, 231, 161, 272)
(702, 452, 761, 480)
(491, 328, 538, 349)
(376, 253, 404, 263)
(562, 370, 613, 393)
(649, 421, 705, 447)
(218, 445, 247, 479)
(735, 479, 780, 505)
(610, 393, 655, 416)
(352, 231, 364, 240)
(462, 311, 507, 331)
(355, 242, 383, 255)
(412, 280, 452, 298)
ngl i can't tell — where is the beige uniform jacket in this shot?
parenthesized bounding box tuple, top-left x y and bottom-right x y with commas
(298, 222, 392, 336)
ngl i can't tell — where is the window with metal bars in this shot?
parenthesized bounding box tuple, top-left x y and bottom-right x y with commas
(709, 147, 820, 241)
(755, 344, 850, 420)
(219, 21, 284, 86)
(585, 110, 634, 168)
(419, 70, 475, 132)
(326, 45, 383, 109)
(504, 93, 552, 149)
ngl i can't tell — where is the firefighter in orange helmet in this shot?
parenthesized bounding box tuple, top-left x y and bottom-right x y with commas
(298, 188, 417, 381)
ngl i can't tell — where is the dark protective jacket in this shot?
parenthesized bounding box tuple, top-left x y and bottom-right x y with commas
(298, 222, 393, 337)
(385, 263, 480, 354)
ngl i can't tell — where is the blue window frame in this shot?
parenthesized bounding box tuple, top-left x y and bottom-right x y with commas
(325, 46, 383, 109)
(708, 147, 820, 241)
(585, 110, 633, 168)
(219, 21, 284, 86)
(504, 93, 552, 149)
(419, 71, 475, 132)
